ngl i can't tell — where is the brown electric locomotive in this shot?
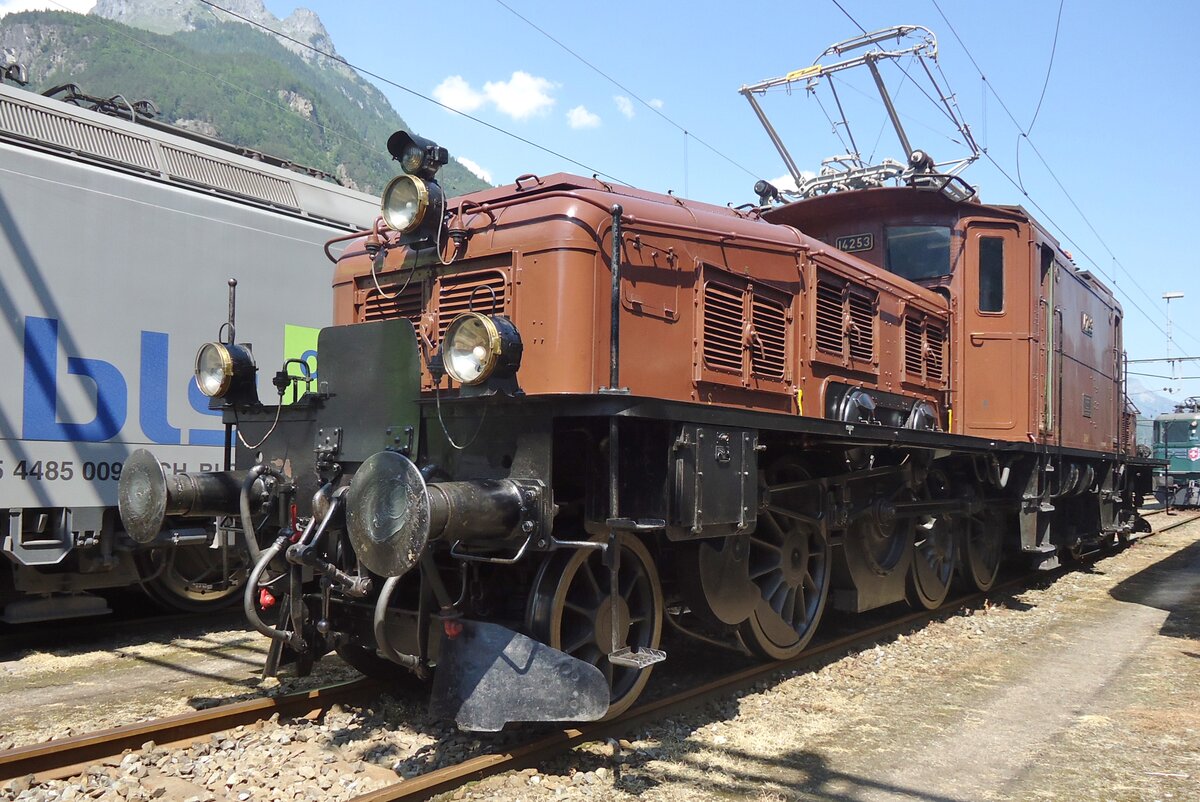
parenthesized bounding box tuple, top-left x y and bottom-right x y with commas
(116, 124, 1152, 729)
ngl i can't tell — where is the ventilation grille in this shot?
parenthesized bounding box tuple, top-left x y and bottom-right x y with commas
(815, 276, 877, 363)
(437, 270, 507, 343)
(926, 323, 945, 381)
(903, 315, 947, 383)
(0, 96, 157, 170)
(751, 295, 787, 379)
(814, 280, 844, 355)
(703, 282, 745, 374)
(847, 292, 875, 362)
(904, 316, 924, 376)
(698, 267, 792, 388)
(162, 145, 298, 208)
(360, 281, 423, 324)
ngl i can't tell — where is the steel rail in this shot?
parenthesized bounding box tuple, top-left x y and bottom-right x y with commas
(1147, 511, 1200, 532)
(351, 514, 1199, 802)
(5, 515, 1192, 794)
(350, 597, 1001, 801)
(0, 678, 376, 782)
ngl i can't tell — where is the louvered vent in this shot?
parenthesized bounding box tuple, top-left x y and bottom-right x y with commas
(703, 282, 745, 374)
(0, 96, 157, 170)
(162, 146, 299, 209)
(360, 281, 423, 324)
(926, 323, 945, 382)
(437, 270, 507, 343)
(904, 316, 924, 376)
(751, 295, 787, 379)
(847, 291, 875, 362)
(814, 280, 844, 355)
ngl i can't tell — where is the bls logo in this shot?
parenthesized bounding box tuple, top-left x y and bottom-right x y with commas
(23, 314, 321, 441)
(23, 316, 221, 445)
(22, 317, 318, 444)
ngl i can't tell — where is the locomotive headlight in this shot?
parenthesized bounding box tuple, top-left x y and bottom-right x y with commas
(194, 341, 256, 399)
(441, 313, 523, 386)
(386, 130, 449, 180)
(381, 174, 445, 237)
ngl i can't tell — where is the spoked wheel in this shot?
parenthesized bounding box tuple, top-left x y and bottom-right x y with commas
(906, 469, 958, 610)
(739, 459, 831, 660)
(959, 509, 1004, 592)
(136, 544, 247, 612)
(526, 533, 663, 719)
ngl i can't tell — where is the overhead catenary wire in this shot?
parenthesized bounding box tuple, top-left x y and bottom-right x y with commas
(190, 0, 629, 185)
(1026, 0, 1065, 136)
(830, 0, 869, 35)
(927, 0, 1187, 345)
(824, 1, 1174, 346)
(491, 0, 761, 183)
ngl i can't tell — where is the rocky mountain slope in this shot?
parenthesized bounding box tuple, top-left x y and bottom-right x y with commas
(0, 2, 487, 196)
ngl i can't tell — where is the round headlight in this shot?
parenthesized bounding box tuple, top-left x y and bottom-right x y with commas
(399, 143, 426, 176)
(443, 313, 499, 385)
(381, 174, 429, 233)
(195, 342, 233, 397)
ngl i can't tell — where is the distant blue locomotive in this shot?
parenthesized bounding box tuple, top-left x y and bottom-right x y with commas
(1153, 398, 1200, 506)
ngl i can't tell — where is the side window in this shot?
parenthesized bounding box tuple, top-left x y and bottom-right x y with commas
(979, 236, 1004, 313)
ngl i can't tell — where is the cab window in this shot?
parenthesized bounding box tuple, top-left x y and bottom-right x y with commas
(979, 236, 1004, 313)
(884, 226, 951, 281)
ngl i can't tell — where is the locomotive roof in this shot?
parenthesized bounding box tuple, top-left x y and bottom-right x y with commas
(437, 172, 951, 311)
(0, 81, 380, 229)
(454, 172, 774, 228)
(758, 184, 1118, 307)
(1156, 410, 1200, 421)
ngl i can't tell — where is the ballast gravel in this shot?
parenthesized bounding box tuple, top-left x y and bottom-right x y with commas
(2, 519, 1198, 802)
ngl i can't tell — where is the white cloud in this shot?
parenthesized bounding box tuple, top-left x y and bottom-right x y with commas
(648, 98, 665, 109)
(566, 105, 600, 130)
(770, 174, 800, 193)
(0, 1, 92, 16)
(433, 70, 558, 122)
(769, 172, 816, 194)
(455, 156, 492, 184)
(483, 71, 556, 121)
(433, 75, 484, 114)
(613, 95, 634, 119)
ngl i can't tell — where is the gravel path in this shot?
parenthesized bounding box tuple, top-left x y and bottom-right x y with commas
(2, 520, 1197, 801)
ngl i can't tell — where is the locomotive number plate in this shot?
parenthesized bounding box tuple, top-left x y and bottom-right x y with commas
(836, 233, 874, 253)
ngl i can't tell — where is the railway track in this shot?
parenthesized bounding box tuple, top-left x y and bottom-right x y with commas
(4, 510, 1195, 799)
(349, 511, 1200, 802)
(0, 679, 377, 783)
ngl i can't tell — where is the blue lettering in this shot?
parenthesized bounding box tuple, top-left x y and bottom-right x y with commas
(139, 331, 181, 445)
(187, 380, 225, 446)
(22, 316, 127, 442)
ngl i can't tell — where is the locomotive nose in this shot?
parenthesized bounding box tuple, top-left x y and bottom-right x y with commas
(345, 451, 432, 578)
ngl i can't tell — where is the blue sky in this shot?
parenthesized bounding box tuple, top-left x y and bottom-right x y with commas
(8, 1, 1200, 405)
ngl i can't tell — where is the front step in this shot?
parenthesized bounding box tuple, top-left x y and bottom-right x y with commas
(609, 646, 667, 669)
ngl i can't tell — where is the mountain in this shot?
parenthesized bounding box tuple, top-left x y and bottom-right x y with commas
(1127, 376, 1180, 418)
(0, 3, 488, 196)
